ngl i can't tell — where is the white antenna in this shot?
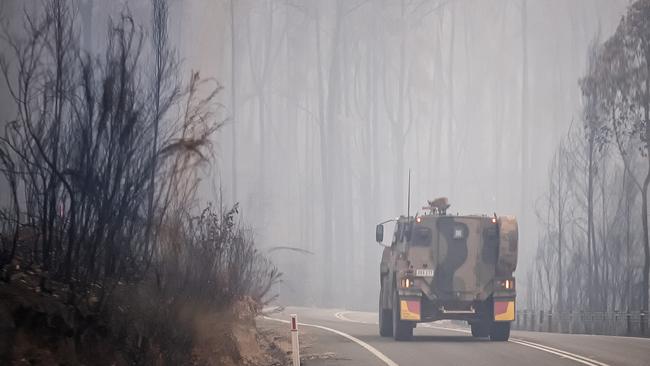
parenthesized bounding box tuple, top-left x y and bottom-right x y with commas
(407, 169, 411, 220)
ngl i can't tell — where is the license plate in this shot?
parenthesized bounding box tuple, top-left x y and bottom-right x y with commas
(415, 269, 434, 277)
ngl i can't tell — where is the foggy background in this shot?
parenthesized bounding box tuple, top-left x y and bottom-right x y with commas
(0, 0, 630, 310)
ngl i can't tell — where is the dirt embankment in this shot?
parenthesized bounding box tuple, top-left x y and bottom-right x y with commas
(191, 300, 289, 366)
(0, 261, 289, 365)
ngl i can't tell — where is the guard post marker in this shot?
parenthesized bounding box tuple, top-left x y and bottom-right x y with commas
(290, 314, 300, 366)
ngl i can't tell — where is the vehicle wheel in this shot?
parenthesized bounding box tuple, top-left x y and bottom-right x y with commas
(392, 289, 413, 341)
(470, 322, 490, 338)
(379, 281, 393, 337)
(489, 322, 510, 341)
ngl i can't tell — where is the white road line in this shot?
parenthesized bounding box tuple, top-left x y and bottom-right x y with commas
(415, 323, 609, 366)
(334, 311, 376, 324)
(416, 324, 609, 366)
(263, 316, 399, 366)
(421, 325, 610, 366)
(509, 339, 606, 366)
(510, 339, 609, 366)
(332, 310, 611, 366)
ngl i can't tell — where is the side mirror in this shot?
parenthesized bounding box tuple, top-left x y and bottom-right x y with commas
(375, 224, 384, 243)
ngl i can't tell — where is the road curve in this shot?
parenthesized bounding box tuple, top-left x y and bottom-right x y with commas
(260, 306, 650, 366)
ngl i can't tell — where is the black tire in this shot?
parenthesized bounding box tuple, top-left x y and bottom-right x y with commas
(470, 322, 490, 338)
(489, 322, 511, 341)
(392, 289, 413, 341)
(379, 281, 393, 337)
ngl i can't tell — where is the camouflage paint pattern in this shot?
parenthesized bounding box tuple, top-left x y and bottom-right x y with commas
(496, 216, 518, 276)
(381, 209, 517, 307)
(422, 215, 499, 301)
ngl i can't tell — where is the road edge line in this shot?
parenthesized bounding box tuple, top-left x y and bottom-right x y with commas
(319, 309, 615, 366)
(263, 316, 399, 366)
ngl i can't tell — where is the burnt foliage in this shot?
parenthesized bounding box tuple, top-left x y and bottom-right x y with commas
(0, 0, 279, 328)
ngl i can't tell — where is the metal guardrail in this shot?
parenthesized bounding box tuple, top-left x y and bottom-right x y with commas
(512, 310, 648, 337)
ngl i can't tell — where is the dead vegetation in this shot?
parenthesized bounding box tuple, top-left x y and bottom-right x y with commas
(0, 1, 282, 364)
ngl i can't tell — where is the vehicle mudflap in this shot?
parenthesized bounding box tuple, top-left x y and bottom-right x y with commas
(493, 299, 515, 322)
(399, 297, 421, 321)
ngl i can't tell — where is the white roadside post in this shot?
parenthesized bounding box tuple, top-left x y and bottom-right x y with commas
(290, 314, 300, 366)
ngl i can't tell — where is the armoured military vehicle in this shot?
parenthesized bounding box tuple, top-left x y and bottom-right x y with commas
(375, 198, 517, 341)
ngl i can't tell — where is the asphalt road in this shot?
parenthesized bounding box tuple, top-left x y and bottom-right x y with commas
(260, 306, 650, 366)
